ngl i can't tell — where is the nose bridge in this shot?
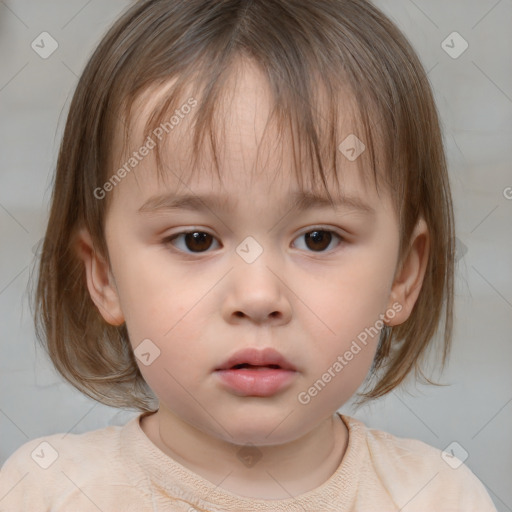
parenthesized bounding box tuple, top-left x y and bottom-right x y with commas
(234, 234, 281, 294)
(223, 235, 292, 323)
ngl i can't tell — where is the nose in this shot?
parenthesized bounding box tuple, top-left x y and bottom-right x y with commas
(221, 253, 292, 326)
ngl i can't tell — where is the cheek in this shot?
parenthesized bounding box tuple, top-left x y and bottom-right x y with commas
(294, 253, 394, 394)
(304, 259, 392, 340)
(110, 248, 197, 335)
(136, 354, 204, 422)
(132, 313, 210, 402)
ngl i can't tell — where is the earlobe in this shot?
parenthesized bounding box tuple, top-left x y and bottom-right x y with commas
(386, 218, 430, 327)
(75, 228, 125, 326)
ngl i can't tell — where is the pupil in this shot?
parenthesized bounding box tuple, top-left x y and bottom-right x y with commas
(185, 232, 212, 252)
(305, 230, 331, 251)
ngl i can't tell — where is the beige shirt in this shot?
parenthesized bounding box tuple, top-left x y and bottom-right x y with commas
(0, 412, 497, 511)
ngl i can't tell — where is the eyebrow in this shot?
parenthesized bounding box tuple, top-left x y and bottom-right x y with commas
(137, 190, 376, 216)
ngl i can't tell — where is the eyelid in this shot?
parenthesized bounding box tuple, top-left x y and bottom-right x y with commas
(295, 225, 347, 237)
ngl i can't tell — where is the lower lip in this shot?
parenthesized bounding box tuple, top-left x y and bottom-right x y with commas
(215, 368, 296, 397)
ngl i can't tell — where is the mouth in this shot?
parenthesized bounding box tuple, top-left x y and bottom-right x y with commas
(214, 347, 297, 372)
(214, 348, 297, 397)
(230, 363, 282, 370)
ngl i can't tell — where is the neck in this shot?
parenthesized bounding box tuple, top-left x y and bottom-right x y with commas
(140, 407, 349, 499)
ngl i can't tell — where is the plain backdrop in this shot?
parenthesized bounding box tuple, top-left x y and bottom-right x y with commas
(0, 1, 511, 510)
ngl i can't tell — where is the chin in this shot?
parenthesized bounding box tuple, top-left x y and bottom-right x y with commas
(213, 415, 305, 447)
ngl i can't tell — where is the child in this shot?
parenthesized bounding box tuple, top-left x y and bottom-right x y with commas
(0, 0, 498, 510)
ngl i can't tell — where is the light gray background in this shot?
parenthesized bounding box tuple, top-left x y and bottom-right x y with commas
(0, 0, 511, 510)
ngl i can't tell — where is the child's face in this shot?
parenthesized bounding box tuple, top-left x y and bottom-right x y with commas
(82, 63, 425, 446)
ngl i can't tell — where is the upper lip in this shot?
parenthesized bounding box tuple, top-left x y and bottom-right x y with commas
(215, 347, 297, 371)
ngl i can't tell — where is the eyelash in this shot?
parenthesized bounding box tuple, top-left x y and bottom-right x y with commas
(162, 227, 345, 255)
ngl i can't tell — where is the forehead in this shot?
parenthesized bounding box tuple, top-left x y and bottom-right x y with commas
(109, 60, 386, 209)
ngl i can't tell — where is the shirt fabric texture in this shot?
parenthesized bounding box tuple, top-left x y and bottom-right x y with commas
(0, 411, 497, 511)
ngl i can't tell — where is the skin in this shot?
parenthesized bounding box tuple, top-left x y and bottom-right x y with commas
(77, 60, 429, 499)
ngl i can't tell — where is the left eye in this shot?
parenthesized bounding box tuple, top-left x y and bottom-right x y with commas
(293, 229, 343, 252)
(165, 231, 220, 253)
(164, 228, 343, 254)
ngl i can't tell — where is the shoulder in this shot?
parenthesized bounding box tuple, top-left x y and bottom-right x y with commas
(341, 415, 497, 511)
(1, 421, 122, 474)
(0, 418, 149, 511)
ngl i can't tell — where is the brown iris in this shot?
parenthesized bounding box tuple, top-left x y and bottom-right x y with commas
(304, 230, 332, 251)
(184, 232, 214, 252)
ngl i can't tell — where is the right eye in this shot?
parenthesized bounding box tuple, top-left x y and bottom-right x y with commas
(163, 230, 221, 254)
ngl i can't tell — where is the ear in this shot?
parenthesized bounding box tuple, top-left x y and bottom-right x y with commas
(385, 217, 430, 327)
(75, 228, 125, 326)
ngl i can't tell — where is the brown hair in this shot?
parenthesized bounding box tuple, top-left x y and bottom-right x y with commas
(30, 0, 455, 412)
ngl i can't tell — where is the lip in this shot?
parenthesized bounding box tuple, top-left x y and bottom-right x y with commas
(215, 368, 296, 397)
(214, 347, 297, 397)
(215, 347, 296, 372)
